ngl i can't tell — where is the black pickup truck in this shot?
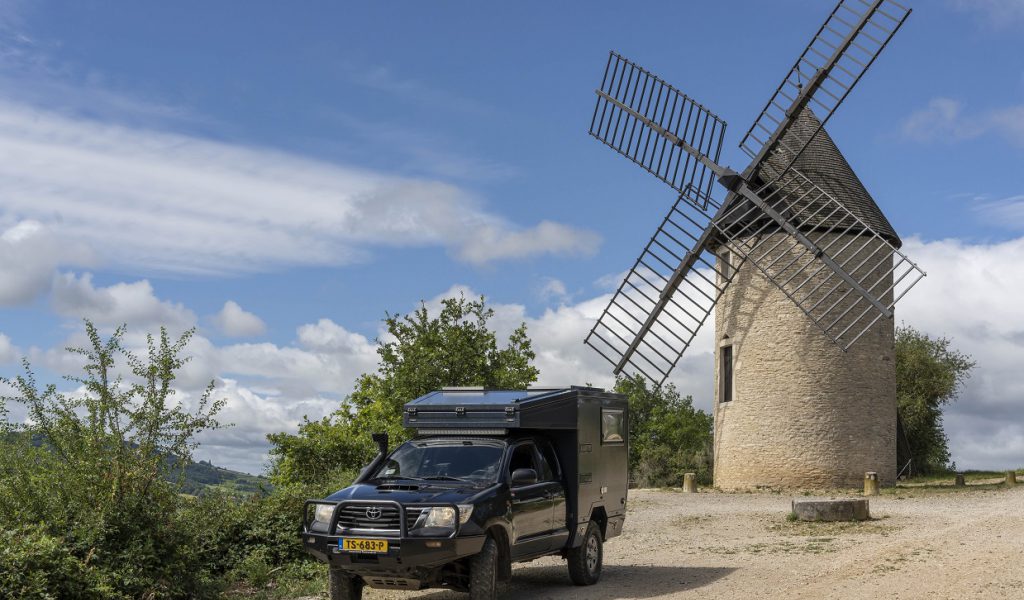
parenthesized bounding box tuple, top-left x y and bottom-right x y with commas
(301, 386, 629, 600)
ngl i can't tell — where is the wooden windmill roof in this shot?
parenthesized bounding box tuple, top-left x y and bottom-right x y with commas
(723, 109, 901, 248)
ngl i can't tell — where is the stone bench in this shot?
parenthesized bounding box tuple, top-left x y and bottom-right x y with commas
(791, 498, 870, 522)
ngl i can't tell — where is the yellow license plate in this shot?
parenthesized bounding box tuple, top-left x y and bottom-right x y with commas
(339, 538, 389, 553)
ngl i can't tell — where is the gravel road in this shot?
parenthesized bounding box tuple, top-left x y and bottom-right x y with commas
(356, 483, 1024, 600)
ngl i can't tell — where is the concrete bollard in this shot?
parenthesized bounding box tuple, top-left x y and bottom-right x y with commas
(1007, 471, 1017, 486)
(683, 472, 697, 493)
(954, 473, 965, 487)
(863, 471, 879, 496)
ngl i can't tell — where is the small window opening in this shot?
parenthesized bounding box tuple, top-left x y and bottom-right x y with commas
(720, 251, 733, 281)
(720, 345, 733, 403)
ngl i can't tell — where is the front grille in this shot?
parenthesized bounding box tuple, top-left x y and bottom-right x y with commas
(336, 505, 400, 531)
(404, 507, 426, 531)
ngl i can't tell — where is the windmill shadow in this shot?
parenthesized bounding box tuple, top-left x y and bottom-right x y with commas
(399, 564, 737, 599)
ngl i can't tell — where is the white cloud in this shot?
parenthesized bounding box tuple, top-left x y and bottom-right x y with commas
(901, 97, 1024, 146)
(538, 278, 570, 303)
(0, 220, 90, 306)
(973, 195, 1024, 230)
(0, 100, 600, 275)
(0, 333, 20, 364)
(898, 236, 1024, 469)
(949, 0, 1024, 28)
(51, 272, 196, 330)
(213, 301, 266, 338)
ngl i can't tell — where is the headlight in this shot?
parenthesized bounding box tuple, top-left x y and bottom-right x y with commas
(422, 506, 457, 529)
(309, 503, 335, 532)
(409, 505, 474, 536)
(314, 503, 335, 523)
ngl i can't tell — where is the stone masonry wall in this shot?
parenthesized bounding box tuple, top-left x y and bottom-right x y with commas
(713, 233, 897, 490)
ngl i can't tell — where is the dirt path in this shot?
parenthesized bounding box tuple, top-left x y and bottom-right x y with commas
(358, 485, 1024, 600)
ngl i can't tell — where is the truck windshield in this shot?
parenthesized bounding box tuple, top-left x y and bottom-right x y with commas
(373, 441, 503, 484)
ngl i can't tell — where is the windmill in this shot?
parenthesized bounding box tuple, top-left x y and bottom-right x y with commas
(584, 0, 924, 488)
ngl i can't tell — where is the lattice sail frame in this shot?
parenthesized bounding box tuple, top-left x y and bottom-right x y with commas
(739, 0, 911, 179)
(590, 52, 727, 210)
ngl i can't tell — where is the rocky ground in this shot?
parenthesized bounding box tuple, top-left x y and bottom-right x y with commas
(351, 481, 1024, 600)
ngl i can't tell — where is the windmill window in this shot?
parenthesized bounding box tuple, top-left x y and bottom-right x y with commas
(720, 251, 733, 281)
(720, 345, 733, 403)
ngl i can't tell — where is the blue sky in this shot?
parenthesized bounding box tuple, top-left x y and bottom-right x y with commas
(0, 0, 1022, 474)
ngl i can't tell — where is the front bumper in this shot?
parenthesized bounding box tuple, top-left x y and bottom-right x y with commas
(302, 532, 486, 582)
(301, 499, 485, 583)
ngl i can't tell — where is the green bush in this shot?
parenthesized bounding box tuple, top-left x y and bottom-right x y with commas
(0, 525, 112, 600)
(0, 323, 225, 599)
(615, 377, 714, 487)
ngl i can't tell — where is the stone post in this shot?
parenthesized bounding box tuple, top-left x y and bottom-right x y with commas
(863, 471, 879, 496)
(1007, 471, 1017, 486)
(954, 473, 965, 487)
(683, 472, 697, 493)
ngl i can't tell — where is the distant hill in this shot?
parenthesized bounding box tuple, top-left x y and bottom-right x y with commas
(12, 432, 270, 496)
(176, 458, 270, 497)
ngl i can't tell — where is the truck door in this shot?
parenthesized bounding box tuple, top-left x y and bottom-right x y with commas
(506, 441, 552, 559)
(536, 440, 570, 551)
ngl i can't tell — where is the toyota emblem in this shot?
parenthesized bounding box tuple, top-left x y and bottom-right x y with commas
(365, 506, 382, 520)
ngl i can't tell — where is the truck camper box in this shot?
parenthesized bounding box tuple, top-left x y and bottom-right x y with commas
(403, 386, 629, 544)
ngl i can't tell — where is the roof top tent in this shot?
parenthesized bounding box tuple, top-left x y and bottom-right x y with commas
(403, 386, 630, 545)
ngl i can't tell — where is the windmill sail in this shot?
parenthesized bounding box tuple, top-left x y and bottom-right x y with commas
(738, 0, 911, 179)
(584, 193, 733, 384)
(590, 52, 727, 210)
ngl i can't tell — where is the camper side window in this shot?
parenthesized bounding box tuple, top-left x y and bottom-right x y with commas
(601, 409, 625, 445)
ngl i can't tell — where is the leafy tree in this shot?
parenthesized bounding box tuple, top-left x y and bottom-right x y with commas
(0, 321, 225, 598)
(268, 294, 539, 487)
(895, 325, 975, 474)
(614, 376, 713, 486)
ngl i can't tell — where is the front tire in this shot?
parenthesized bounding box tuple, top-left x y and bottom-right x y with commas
(469, 536, 501, 600)
(328, 568, 363, 600)
(567, 521, 603, 586)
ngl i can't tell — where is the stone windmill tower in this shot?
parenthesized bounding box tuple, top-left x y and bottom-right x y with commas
(582, 0, 923, 489)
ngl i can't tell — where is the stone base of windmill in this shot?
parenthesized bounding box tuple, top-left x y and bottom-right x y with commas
(791, 498, 870, 522)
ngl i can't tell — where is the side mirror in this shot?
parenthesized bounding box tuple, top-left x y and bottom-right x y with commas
(510, 468, 538, 487)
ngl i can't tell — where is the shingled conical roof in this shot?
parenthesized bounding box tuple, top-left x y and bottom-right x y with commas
(723, 108, 901, 247)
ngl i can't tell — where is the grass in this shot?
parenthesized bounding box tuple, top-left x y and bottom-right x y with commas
(876, 470, 1019, 497)
(767, 516, 898, 537)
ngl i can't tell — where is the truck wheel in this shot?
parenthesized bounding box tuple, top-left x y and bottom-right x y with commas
(327, 568, 363, 600)
(567, 521, 602, 586)
(469, 536, 501, 600)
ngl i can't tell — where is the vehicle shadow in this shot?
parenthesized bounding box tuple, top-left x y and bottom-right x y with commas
(394, 564, 737, 599)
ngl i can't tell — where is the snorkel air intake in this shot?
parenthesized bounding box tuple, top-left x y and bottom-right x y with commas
(355, 432, 389, 484)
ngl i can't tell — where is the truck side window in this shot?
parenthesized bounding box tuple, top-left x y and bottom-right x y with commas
(507, 443, 537, 477)
(537, 442, 560, 482)
(602, 409, 625, 445)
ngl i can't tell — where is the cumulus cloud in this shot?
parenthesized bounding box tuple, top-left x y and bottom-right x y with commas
(0, 333, 20, 364)
(51, 272, 196, 330)
(0, 100, 600, 275)
(213, 301, 266, 338)
(0, 220, 90, 305)
(898, 236, 1024, 469)
(538, 278, 570, 303)
(901, 97, 1024, 146)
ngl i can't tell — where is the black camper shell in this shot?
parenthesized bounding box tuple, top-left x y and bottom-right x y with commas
(403, 386, 629, 543)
